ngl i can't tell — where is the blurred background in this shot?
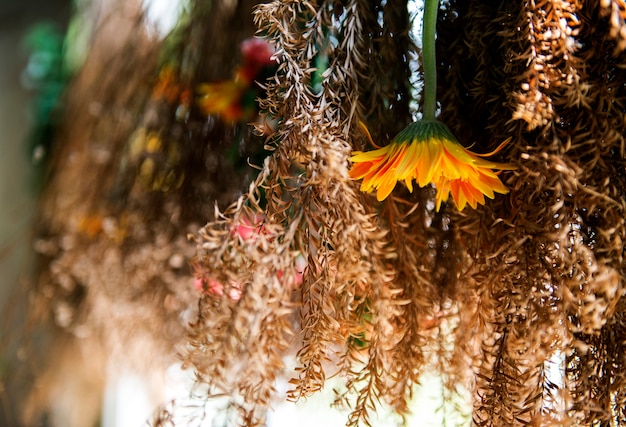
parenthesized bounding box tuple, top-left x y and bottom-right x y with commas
(1, 1, 71, 424)
(0, 0, 72, 426)
(0, 0, 71, 300)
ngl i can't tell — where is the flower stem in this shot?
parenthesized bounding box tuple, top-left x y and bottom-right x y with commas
(422, 0, 439, 121)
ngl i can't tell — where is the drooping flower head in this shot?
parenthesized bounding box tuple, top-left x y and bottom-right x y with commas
(349, 121, 515, 211)
(348, 0, 515, 211)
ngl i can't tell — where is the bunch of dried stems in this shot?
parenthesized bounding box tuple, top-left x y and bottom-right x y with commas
(9, 1, 626, 427)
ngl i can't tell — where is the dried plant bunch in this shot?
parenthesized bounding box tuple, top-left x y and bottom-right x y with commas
(184, 0, 473, 426)
(185, 1, 432, 426)
(14, 0, 626, 426)
(20, 0, 272, 424)
(188, 1, 626, 427)
(438, 0, 626, 425)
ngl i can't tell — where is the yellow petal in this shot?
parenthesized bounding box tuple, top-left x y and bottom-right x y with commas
(349, 120, 515, 208)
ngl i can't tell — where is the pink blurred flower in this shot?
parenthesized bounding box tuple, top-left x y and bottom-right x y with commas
(193, 215, 306, 301)
(193, 276, 243, 301)
(231, 214, 265, 241)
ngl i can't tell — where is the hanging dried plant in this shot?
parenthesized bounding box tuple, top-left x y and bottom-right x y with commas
(16, 0, 271, 424)
(9, 0, 626, 426)
(438, 0, 626, 425)
(187, 0, 626, 426)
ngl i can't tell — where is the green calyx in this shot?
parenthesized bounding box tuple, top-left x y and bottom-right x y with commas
(392, 120, 457, 144)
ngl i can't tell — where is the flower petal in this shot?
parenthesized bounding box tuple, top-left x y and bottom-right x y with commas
(349, 121, 515, 209)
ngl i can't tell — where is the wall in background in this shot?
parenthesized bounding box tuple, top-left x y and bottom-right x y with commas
(0, 0, 72, 303)
(0, 2, 71, 425)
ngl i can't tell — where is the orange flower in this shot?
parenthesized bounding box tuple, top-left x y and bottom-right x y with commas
(349, 121, 515, 211)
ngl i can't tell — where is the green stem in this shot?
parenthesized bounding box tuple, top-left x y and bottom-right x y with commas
(422, 0, 439, 121)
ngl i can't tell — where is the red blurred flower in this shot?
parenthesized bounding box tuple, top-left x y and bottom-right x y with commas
(197, 38, 277, 123)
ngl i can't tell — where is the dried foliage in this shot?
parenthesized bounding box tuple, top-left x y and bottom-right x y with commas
(186, 1, 419, 424)
(11, 0, 626, 426)
(189, 0, 626, 425)
(186, 1, 443, 425)
(18, 0, 267, 424)
(438, 0, 626, 425)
